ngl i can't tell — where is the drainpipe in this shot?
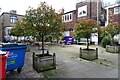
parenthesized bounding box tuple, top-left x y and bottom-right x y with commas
(97, 0, 99, 45)
(97, 0, 99, 23)
(2, 15, 5, 42)
(90, 0, 91, 19)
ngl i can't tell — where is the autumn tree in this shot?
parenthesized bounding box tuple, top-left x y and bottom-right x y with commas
(74, 19, 99, 49)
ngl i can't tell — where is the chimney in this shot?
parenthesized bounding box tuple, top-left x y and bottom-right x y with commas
(61, 8, 64, 14)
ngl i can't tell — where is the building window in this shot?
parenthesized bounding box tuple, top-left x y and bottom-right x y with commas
(65, 15, 66, 21)
(114, 6, 120, 14)
(10, 16, 17, 24)
(83, 10, 86, 14)
(70, 14, 72, 20)
(79, 12, 82, 15)
(67, 15, 69, 20)
(64, 13, 72, 22)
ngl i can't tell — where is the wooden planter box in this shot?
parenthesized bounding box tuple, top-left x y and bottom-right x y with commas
(106, 45, 120, 53)
(80, 48, 98, 61)
(33, 52, 56, 73)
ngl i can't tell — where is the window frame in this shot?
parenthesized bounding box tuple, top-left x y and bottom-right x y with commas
(65, 15, 66, 21)
(70, 14, 72, 20)
(10, 16, 17, 24)
(67, 15, 69, 20)
(114, 6, 120, 14)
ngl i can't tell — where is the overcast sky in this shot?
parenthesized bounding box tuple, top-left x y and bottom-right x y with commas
(0, 0, 115, 15)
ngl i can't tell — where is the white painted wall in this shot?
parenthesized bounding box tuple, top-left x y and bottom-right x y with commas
(113, 33, 120, 44)
(91, 33, 98, 44)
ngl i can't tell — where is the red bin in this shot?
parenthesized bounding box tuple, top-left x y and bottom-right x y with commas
(0, 51, 10, 80)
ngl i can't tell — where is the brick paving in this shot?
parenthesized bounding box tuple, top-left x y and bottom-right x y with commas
(6, 44, 118, 79)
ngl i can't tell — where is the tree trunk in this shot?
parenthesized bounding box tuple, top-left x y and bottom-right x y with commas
(42, 34, 44, 56)
(57, 37, 59, 43)
(51, 37, 53, 45)
(87, 37, 89, 50)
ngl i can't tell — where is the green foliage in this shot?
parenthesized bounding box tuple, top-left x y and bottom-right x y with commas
(101, 37, 111, 48)
(45, 36, 52, 42)
(74, 32, 79, 40)
(10, 22, 23, 37)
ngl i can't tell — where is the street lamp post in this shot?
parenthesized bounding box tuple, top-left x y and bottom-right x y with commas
(97, 0, 99, 23)
(97, 0, 99, 45)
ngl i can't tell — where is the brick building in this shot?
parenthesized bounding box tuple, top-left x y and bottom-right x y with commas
(76, 1, 106, 25)
(62, 9, 77, 36)
(105, 3, 120, 26)
(0, 10, 23, 42)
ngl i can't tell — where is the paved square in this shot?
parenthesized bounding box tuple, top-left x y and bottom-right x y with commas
(6, 44, 118, 79)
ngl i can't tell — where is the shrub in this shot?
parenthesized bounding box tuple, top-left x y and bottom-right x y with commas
(101, 37, 111, 48)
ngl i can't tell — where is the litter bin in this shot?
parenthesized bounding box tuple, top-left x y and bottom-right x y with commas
(0, 51, 10, 80)
(64, 36, 74, 44)
(0, 43, 27, 73)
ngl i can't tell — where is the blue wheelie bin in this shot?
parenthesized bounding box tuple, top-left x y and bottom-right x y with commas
(64, 36, 74, 44)
(0, 43, 27, 73)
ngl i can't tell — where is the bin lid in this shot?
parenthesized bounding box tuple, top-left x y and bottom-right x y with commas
(0, 50, 7, 55)
(0, 43, 26, 48)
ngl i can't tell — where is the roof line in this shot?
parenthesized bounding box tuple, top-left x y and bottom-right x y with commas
(64, 10, 76, 14)
(0, 12, 24, 17)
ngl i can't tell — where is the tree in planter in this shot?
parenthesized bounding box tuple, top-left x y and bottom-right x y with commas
(74, 19, 99, 49)
(74, 19, 99, 60)
(11, 2, 66, 72)
(105, 23, 120, 45)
